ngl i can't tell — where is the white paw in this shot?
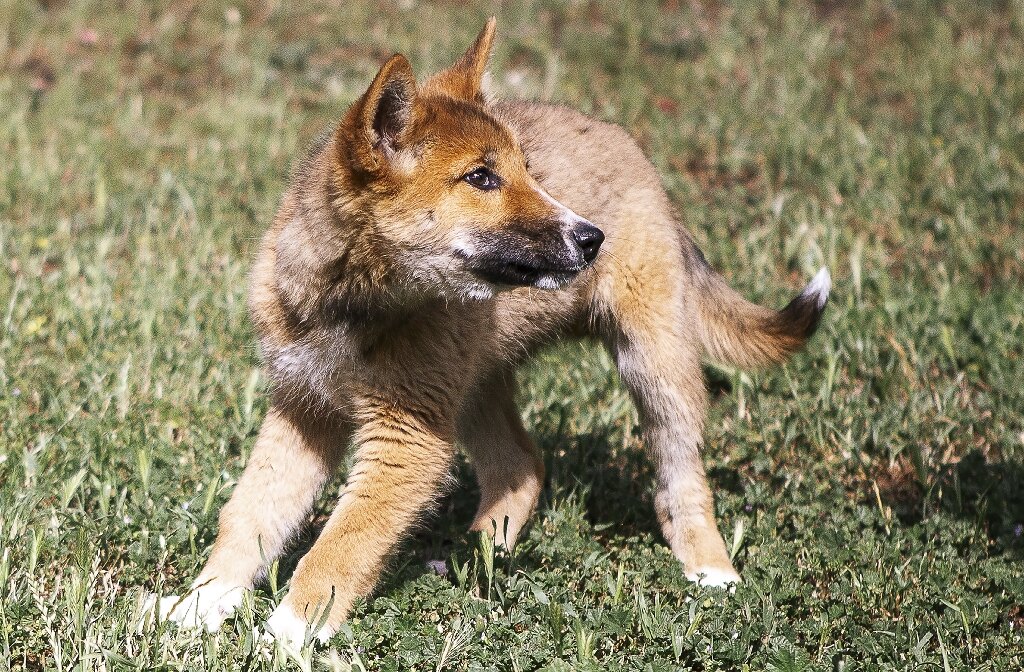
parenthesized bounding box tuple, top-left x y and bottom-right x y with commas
(143, 582, 246, 632)
(262, 603, 334, 650)
(686, 567, 741, 590)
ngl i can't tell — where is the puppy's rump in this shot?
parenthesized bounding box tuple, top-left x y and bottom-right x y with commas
(695, 261, 831, 370)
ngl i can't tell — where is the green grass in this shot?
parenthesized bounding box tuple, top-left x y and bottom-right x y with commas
(2, 0, 1023, 669)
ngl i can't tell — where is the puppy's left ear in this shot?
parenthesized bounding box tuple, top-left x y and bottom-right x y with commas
(425, 17, 497, 102)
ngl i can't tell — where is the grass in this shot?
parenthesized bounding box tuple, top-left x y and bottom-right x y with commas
(2, 0, 1023, 669)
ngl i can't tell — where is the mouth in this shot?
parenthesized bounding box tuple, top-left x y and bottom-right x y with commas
(453, 226, 600, 291)
(469, 258, 582, 288)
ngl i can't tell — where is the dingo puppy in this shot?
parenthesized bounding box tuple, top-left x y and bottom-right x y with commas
(149, 18, 829, 647)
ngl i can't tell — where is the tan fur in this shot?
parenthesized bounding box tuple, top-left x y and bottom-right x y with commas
(158, 19, 829, 645)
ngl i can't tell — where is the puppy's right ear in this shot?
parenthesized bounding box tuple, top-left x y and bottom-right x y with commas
(348, 54, 419, 171)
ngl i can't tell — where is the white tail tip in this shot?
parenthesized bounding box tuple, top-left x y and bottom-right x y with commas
(802, 267, 831, 310)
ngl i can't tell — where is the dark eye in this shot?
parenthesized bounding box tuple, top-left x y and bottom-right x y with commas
(463, 167, 501, 191)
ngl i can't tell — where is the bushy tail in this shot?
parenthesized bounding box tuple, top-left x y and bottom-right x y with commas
(696, 267, 831, 369)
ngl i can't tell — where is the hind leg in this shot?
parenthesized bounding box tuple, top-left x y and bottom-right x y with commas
(459, 374, 544, 548)
(596, 264, 738, 585)
(617, 332, 737, 584)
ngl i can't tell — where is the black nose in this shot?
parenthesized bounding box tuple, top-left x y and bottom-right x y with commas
(571, 222, 604, 264)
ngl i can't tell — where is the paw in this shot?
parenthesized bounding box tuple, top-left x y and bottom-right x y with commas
(143, 582, 246, 632)
(262, 603, 334, 651)
(685, 566, 741, 589)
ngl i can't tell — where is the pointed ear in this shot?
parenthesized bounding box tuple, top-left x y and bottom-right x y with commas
(425, 17, 497, 102)
(454, 17, 497, 93)
(358, 54, 418, 155)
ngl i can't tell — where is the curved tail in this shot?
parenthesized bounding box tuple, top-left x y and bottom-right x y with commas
(696, 266, 831, 369)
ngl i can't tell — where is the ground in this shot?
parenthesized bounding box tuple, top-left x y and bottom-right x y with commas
(1, 1, 1023, 670)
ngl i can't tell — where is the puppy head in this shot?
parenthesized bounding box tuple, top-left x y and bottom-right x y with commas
(332, 19, 603, 301)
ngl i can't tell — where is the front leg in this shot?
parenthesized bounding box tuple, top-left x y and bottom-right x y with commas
(459, 373, 544, 549)
(149, 406, 345, 632)
(265, 401, 457, 646)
